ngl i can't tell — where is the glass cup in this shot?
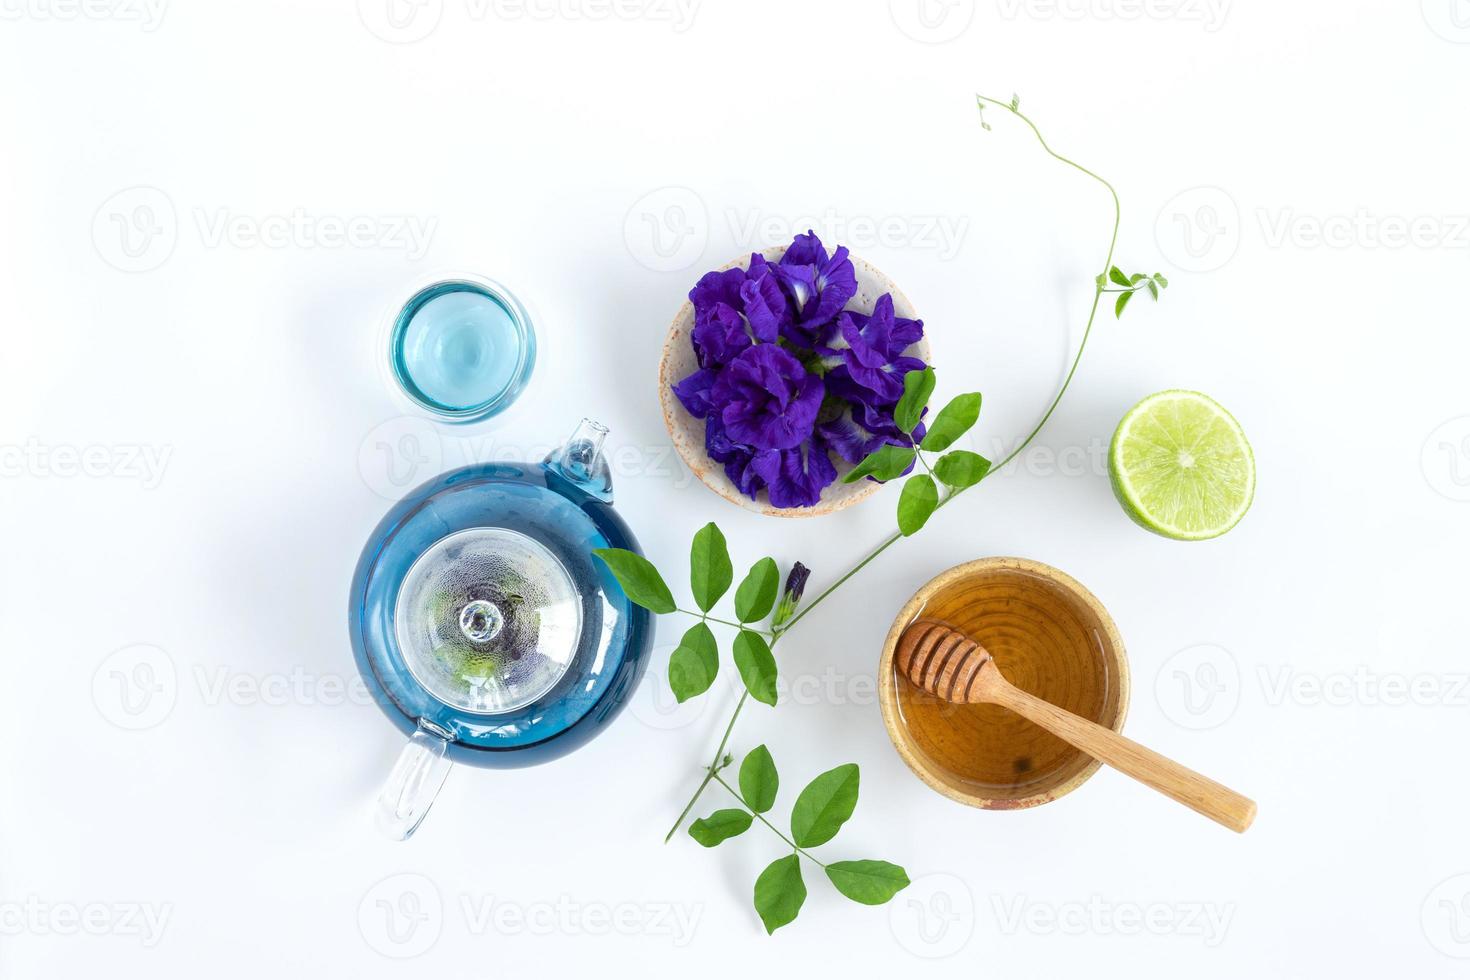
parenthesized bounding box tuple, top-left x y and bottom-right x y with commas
(383, 273, 537, 424)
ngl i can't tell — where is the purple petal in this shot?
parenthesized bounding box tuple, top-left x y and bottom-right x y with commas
(712, 345, 824, 451)
(808, 245, 857, 325)
(739, 272, 788, 344)
(690, 302, 751, 368)
(815, 406, 882, 464)
(846, 354, 926, 404)
(688, 267, 746, 315)
(780, 230, 829, 268)
(672, 367, 720, 419)
(750, 441, 838, 508)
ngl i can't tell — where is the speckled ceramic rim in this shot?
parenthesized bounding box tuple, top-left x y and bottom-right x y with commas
(877, 557, 1132, 811)
(658, 248, 932, 518)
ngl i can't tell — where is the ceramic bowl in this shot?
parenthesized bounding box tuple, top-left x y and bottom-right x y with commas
(878, 557, 1131, 810)
(658, 248, 932, 518)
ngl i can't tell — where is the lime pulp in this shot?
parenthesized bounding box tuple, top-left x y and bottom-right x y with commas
(1108, 389, 1255, 541)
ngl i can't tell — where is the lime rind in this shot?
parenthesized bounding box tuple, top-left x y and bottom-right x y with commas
(1108, 389, 1255, 541)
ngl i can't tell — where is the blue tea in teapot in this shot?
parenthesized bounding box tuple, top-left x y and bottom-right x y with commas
(349, 419, 652, 839)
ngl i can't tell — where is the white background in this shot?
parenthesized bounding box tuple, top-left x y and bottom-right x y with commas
(2, 0, 1468, 975)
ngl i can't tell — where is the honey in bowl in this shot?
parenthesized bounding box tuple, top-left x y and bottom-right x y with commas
(887, 558, 1129, 808)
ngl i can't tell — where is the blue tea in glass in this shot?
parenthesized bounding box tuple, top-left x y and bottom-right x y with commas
(389, 277, 536, 423)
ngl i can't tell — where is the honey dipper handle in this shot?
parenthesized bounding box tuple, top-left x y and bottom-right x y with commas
(986, 680, 1257, 833)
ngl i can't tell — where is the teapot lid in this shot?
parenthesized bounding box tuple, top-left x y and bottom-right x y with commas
(393, 527, 581, 714)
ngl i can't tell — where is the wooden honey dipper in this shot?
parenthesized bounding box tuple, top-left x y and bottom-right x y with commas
(896, 620, 1256, 833)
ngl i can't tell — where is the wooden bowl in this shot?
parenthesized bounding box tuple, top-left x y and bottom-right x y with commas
(878, 557, 1130, 810)
(658, 247, 932, 518)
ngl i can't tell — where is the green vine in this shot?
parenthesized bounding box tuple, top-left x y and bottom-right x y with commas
(594, 93, 1167, 932)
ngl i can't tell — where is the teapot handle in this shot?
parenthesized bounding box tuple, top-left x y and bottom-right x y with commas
(374, 720, 453, 841)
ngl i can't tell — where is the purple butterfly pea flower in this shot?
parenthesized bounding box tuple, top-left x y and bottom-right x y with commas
(671, 367, 720, 419)
(711, 344, 824, 451)
(820, 294, 926, 404)
(750, 438, 838, 509)
(816, 401, 927, 475)
(773, 231, 857, 347)
(687, 257, 791, 368)
(703, 413, 765, 500)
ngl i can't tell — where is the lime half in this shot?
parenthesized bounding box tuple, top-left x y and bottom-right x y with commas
(1109, 390, 1255, 541)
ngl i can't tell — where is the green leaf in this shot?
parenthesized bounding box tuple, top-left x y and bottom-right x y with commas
(739, 745, 779, 813)
(1129, 272, 1146, 284)
(753, 854, 806, 934)
(790, 763, 860, 848)
(734, 557, 779, 622)
(592, 548, 675, 614)
(1094, 272, 1108, 289)
(825, 861, 912, 905)
(688, 522, 733, 613)
(933, 450, 991, 489)
(893, 366, 935, 434)
(1115, 289, 1133, 318)
(688, 808, 752, 847)
(1153, 272, 1169, 288)
(1108, 265, 1130, 287)
(733, 630, 778, 706)
(920, 393, 982, 452)
(841, 443, 916, 484)
(1147, 279, 1159, 300)
(897, 474, 938, 536)
(667, 622, 718, 702)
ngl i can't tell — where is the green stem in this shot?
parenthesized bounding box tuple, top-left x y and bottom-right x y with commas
(712, 774, 826, 867)
(664, 630, 780, 842)
(667, 92, 1125, 835)
(677, 609, 771, 636)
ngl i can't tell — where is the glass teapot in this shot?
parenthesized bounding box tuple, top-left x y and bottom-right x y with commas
(349, 419, 653, 839)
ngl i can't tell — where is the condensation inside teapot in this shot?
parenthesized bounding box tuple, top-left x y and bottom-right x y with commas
(393, 527, 582, 714)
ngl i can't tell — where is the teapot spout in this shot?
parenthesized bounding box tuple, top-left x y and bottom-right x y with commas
(545, 418, 614, 502)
